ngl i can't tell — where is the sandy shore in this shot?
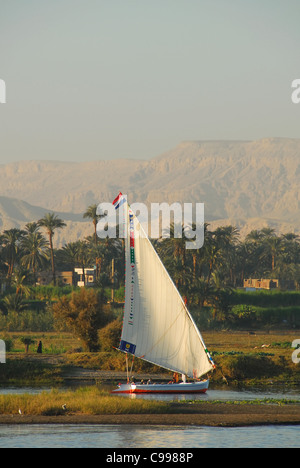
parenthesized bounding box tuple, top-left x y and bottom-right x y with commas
(1, 403, 300, 427)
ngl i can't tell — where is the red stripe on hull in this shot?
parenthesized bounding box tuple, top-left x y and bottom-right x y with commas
(113, 389, 208, 394)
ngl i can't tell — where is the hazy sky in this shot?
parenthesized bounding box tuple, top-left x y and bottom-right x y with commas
(1, 0, 300, 163)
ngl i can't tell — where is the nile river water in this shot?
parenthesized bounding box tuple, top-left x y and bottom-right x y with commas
(1, 384, 299, 401)
(0, 424, 298, 448)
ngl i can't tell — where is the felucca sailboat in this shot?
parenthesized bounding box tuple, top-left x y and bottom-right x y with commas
(111, 193, 215, 394)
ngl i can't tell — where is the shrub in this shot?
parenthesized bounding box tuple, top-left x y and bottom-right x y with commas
(0, 336, 13, 352)
(53, 288, 114, 352)
(98, 319, 123, 351)
(230, 305, 260, 327)
(20, 337, 36, 353)
(219, 354, 284, 380)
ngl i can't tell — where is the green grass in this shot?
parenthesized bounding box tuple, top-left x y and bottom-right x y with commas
(2, 330, 300, 387)
(0, 387, 170, 416)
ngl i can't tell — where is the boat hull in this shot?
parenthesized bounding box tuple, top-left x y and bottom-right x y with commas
(112, 380, 209, 394)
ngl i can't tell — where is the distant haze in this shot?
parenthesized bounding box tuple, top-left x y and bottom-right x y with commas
(1, 1, 300, 163)
(0, 138, 299, 246)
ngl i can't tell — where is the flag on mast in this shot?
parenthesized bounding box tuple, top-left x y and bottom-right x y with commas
(112, 192, 126, 210)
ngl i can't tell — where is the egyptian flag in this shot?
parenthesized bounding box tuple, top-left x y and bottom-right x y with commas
(112, 192, 126, 210)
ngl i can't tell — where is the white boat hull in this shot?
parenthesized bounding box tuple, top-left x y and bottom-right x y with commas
(112, 379, 209, 394)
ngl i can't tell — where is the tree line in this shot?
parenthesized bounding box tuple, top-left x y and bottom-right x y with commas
(0, 205, 300, 305)
(0, 206, 124, 294)
(155, 224, 300, 306)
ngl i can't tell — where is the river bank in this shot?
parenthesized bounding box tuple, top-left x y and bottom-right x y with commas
(0, 384, 299, 428)
(0, 402, 300, 428)
(1, 330, 299, 429)
(3, 330, 300, 388)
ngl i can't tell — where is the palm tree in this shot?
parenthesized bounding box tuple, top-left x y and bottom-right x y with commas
(87, 235, 123, 280)
(24, 222, 40, 234)
(3, 294, 28, 313)
(188, 222, 210, 279)
(214, 226, 240, 287)
(257, 229, 284, 273)
(21, 231, 50, 284)
(280, 233, 300, 266)
(74, 240, 91, 286)
(244, 230, 267, 277)
(1, 229, 25, 284)
(38, 213, 66, 284)
(159, 223, 187, 267)
(191, 277, 215, 308)
(57, 241, 81, 271)
(83, 204, 104, 245)
(235, 242, 252, 286)
(202, 230, 223, 287)
(12, 268, 31, 298)
(246, 229, 264, 245)
(264, 235, 284, 272)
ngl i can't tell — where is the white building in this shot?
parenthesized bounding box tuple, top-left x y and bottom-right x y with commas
(74, 268, 96, 288)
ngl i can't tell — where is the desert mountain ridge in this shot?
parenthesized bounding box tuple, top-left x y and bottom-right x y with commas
(0, 196, 93, 247)
(0, 137, 299, 245)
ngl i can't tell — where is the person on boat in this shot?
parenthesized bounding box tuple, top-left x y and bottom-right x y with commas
(181, 374, 187, 383)
(147, 379, 153, 385)
(130, 376, 136, 383)
(169, 372, 179, 384)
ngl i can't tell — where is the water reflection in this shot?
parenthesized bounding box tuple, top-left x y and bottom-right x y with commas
(0, 387, 51, 395)
(0, 384, 299, 402)
(108, 385, 300, 402)
(0, 424, 298, 448)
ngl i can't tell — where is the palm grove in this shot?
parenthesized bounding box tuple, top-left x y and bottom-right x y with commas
(0, 205, 300, 349)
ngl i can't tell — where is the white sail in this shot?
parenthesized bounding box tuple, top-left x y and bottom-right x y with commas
(119, 199, 215, 379)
